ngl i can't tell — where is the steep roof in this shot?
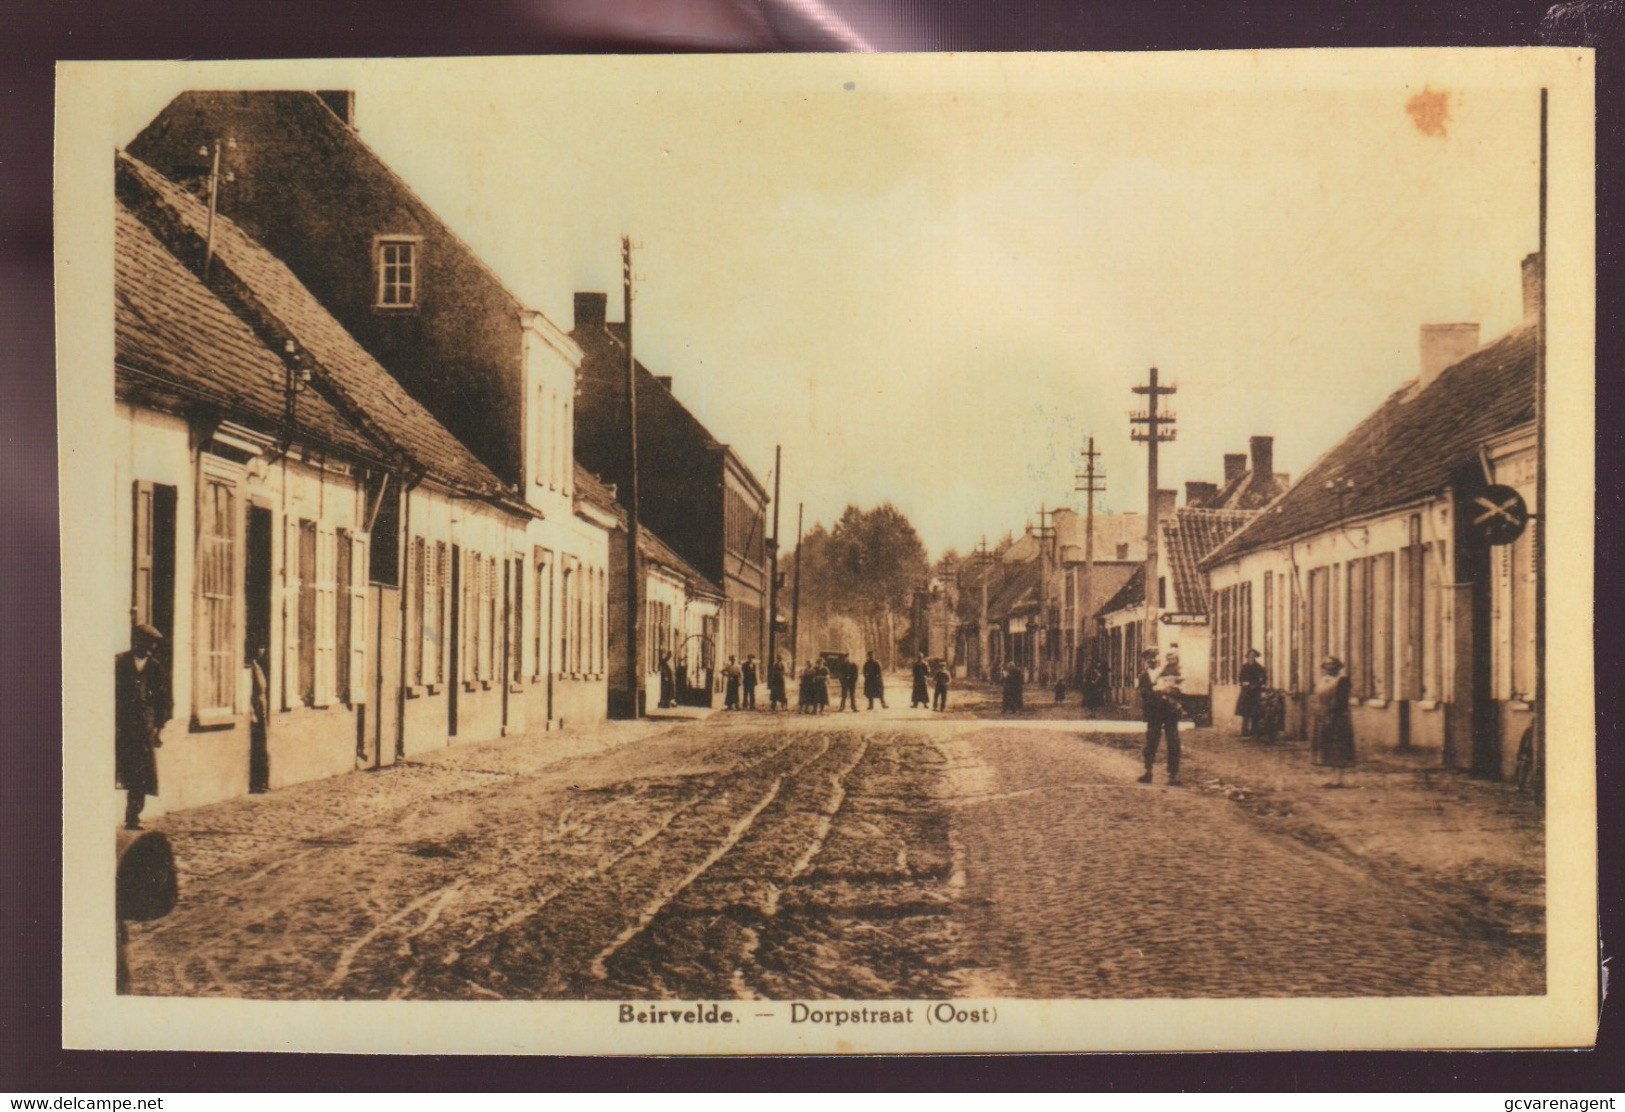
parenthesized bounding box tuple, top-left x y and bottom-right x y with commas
(1160, 508, 1255, 614)
(115, 200, 381, 464)
(573, 464, 724, 599)
(128, 91, 529, 316)
(1210, 465, 1290, 511)
(118, 153, 504, 495)
(1203, 324, 1537, 566)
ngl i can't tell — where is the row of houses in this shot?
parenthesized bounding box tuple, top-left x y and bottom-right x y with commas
(953, 256, 1540, 780)
(113, 90, 769, 814)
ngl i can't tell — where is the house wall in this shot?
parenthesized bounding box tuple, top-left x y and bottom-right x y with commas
(115, 402, 374, 815)
(1206, 498, 1458, 754)
(1487, 430, 1539, 780)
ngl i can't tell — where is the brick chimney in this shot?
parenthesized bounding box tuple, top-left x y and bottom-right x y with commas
(1156, 489, 1178, 519)
(316, 91, 355, 127)
(1249, 436, 1274, 486)
(1223, 454, 1247, 484)
(1522, 252, 1544, 321)
(1419, 323, 1480, 390)
(1185, 481, 1218, 508)
(574, 292, 608, 332)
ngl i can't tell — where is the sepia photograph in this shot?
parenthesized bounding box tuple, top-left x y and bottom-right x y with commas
(55, 49, 1596, 1055)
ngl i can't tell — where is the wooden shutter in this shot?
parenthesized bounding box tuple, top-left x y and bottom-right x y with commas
(348, 531, 369, 704)
(314, 524, 337, 706)
(132, 480, 155, 626)
(282, 515, 302, 710)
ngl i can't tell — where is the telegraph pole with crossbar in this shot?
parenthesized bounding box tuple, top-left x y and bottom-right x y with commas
(1075, 436, 1106, 682)
(1131, 369, 1177, 654)
(1031, 505, 1058, 684)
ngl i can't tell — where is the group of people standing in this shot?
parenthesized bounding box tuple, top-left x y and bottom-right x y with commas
(696, 650, 898, 714)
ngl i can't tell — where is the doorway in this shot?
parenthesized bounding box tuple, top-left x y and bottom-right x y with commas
(244, 505, 273, 792)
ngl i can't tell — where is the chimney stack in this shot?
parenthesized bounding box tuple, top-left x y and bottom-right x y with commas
(1418, 323, 1480, 390)
(1185, 481, 1218, 508)
(316, 91, 355, 127)
(1156, 488, 1178, 519)
(1522, 252, 1544, 321)
(1249, 436, 1274, 486)
(1223, 454, 1247, 484)
(574, 291, 608, 332)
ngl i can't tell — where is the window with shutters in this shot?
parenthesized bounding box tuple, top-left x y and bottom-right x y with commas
(196, 469, 240, 720)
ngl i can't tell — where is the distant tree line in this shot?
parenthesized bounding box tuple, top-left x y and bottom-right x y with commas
(784, 503, 929, 670)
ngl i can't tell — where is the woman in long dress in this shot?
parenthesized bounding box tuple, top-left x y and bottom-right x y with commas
(1312, 656, 1355, 786)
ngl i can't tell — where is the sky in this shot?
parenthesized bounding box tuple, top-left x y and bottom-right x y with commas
(110, 54, 1550, 561)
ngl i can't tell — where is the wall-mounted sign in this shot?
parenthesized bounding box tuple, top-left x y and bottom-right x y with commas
(1471, 484, 1529, 546)
(1159, 613, 1207, 626)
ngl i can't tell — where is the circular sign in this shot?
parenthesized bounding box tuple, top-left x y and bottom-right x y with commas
(1470, 484, 1529, 546)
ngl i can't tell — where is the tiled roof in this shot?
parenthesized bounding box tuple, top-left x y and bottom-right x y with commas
(986, 559, 1040, 617)
(572, 463, 620, 516)
(1099, 565, 1146, 616)
(129, 92, 530, 317)
(115, 201, 382, 463)
(1203, 325, 1537, 566)
(117, 153, 504, 495)
(1160, 508, 1255, 614)
(1072, 562, 1139, 623)
(1211, 467, 1289, 511)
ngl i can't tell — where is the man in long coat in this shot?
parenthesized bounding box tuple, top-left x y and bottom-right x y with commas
(911, 653, 931, 708)
(741, 655, 759, 710)
(115, 623, 171, 830)
(862, 651, 887, 710)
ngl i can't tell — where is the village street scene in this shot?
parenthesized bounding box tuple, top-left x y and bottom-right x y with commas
(97, 64, 1551, 1004)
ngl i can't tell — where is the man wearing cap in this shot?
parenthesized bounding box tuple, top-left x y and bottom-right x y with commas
(1136, 646, 1182, 785)
(115, 623, 171, 830)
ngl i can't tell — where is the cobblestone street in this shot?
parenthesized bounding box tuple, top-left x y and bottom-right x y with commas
(123, 690, 1544, 1001)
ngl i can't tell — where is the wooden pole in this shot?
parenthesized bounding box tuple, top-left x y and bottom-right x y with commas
(622, 235, 641, 718)
(789, 503, 803, 674)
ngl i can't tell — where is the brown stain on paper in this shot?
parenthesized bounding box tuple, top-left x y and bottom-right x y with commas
(1406, 86, 1452, 137)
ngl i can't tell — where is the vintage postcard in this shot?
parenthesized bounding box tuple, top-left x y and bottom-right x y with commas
(56, 50, 1596, 1054)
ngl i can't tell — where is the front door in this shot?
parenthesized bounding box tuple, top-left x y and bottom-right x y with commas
(244, 505, 273, 791)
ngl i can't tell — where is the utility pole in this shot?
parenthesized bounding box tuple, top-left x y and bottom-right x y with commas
(767, 446, 782, 669)
(201, 138, 228, 278)
(1075, 437, 1106, 683)
(1031, 505, 1057, 684)
(789, 502, 804, 674)
(1131, 368, 1177, 654)
(621, 235, 642, 718)
(971, 537, 993, 680)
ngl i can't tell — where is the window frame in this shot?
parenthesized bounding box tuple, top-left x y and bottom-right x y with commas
(195, 455, 244, 725)
(373, 234, 423, 310)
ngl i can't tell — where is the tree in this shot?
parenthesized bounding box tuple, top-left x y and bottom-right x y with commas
(784, 503, 930, 669)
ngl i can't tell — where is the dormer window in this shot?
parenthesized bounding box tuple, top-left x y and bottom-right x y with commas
(375, 236, 421, 309)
